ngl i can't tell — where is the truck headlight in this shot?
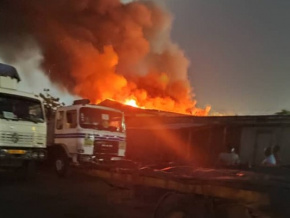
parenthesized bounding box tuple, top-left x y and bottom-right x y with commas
(0, 149, 7, 158)
(32, 152, 38, 159)
(38, 151, 46, 159)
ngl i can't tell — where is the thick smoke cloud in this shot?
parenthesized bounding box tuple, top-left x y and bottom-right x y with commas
(0, 0, 209, 115)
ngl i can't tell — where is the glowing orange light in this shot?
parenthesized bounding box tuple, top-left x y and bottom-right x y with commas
(124, 99, 139, 107)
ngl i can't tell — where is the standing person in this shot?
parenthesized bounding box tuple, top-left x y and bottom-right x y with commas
(273, 145, 281, 165)
(218, 146, 240, 167)
(261, 146, 276, 166)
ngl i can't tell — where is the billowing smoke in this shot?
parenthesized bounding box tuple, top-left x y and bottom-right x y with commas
(0, 0, 210, 115)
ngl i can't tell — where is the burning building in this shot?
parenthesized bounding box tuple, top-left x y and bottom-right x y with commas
(0, 0, 209, 115)
(100, 99, 290, 166)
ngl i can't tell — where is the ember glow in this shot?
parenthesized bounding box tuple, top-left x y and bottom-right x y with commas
(0, 0, 210, 115)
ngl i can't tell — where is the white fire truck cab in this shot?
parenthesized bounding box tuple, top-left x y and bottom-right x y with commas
(0, 63, 46, 177)
(47, 99, 126, 176)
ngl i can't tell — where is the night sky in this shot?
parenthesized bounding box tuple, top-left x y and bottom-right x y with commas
(166, 0, 290, 115)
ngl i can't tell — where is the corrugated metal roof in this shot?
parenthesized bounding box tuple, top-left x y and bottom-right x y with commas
(99, 99, 290, 129)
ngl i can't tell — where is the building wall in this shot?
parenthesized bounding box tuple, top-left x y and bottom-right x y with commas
(279, 127, 290, 164)
(126, 116, 290, 166)
(126, 128, 188, 163)
(126, 125, 237, 166)
(239, 126, 290, 165)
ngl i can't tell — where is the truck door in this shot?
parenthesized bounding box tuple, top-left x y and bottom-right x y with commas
(55, 110, 78, 154)
(63, 110, 78, 154)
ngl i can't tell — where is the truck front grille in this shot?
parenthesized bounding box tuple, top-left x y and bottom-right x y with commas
(94, 140, 119, 155)
(0, 131, 34, 145)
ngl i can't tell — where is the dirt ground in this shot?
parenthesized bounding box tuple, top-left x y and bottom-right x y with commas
(0, 167, 154, 218)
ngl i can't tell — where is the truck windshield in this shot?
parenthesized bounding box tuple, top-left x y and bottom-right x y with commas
(79, 107, 124, 132)
(0, 93, 44, 123)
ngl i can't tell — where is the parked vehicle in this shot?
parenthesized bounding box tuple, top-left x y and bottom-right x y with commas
(47, 99, 126, 176)
(0, 63, 46, 178)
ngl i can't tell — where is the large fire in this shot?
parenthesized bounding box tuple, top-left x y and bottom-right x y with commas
(125, 99, 139, 108)
(0, 0, 210, 115)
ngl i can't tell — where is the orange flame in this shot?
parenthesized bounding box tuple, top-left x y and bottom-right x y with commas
(125, 99, 138, 108)
(67, 42, 209, 115)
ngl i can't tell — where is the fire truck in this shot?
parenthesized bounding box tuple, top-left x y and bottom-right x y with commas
(0, 63, 46, 177)
(47, 99, 126, 176)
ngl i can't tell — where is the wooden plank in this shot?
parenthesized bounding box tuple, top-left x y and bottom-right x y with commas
(82, 169, 269, 206)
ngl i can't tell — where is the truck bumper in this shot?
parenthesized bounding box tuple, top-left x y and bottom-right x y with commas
(0, 147, 46, 161)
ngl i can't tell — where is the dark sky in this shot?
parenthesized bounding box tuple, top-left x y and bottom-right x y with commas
(166, 0, 290, 115)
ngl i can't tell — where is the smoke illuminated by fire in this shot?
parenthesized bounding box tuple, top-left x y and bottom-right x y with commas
(0, 0, 210, 115)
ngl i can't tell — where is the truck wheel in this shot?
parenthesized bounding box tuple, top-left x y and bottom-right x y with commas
(154, 193, 210, 218)
(54, 150, 70, 177)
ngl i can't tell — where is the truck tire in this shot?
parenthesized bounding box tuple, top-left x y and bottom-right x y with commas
(154, 193, 210, 218)
(54, 149, 70, 177)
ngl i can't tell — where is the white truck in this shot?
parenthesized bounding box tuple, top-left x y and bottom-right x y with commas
(47, 99, 127, 176)
(0, 63, 47, 177)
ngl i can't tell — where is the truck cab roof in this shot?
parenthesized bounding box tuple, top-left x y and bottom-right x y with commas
(0, 85, 42, 102)
(57, 103, 123, 114)
(0, 63, 21, 82)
